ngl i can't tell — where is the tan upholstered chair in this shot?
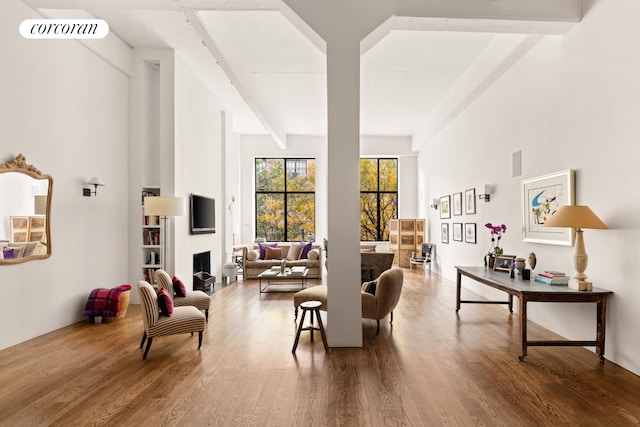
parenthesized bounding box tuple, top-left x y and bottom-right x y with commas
(137, 281, 206, 360)
(361, 268, 404, 334)
(155, 270, 211, 322)
(293, 268, 404, 335)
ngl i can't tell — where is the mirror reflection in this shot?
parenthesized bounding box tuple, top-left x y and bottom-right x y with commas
(0, 154, 52, 264)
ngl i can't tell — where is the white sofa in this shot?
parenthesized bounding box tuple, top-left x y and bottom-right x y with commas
(241, 242, 323, 279)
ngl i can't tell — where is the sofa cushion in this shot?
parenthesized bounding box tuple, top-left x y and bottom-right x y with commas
(3, 246, 25, 259)
(265, 246, 282, 260)
(9, 242, 38, 257)
(287, 243, 303, 261)
(246, 250, 259, 261)
(300, 243, 312, 259)
(157, 288, 174, 317)
(259, 243, 278, 259)
(173, 276, 187, 297)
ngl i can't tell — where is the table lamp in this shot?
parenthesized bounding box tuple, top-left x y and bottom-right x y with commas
(543, 205, 607, 291)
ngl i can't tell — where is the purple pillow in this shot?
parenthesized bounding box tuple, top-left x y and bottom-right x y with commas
(3, 247, 16, 259)
(172, 276, 186, 297)
(299, 243, 312, 259)
(258, 243, 278, 260)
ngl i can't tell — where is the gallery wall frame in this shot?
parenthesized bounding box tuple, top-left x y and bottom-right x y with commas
(452, 222, 463, 241)
(465, 188, 476, 214)
(453, 192, 462, 216)
(521, 169, 575, 245)
(441, 223, 449, 244)
(465, 223, 477, 244)
(440, 195, 451, 219)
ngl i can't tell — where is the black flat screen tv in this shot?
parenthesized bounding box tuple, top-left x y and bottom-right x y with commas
(190, 194, 215, 234)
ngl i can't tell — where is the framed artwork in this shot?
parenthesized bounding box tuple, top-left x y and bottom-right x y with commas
(522, 169, 575, 245)
(464, 223, 476, 244)
(10, 216, 29, 243)
(29, 216, 46, 242)
(452, 192, 462, 216)
(441, 223, 449, 244)
(465, 188, 476, 214)
(440, 195, 451, 219)
(494, 254, 516, 272)
(452, 223, 463, 242)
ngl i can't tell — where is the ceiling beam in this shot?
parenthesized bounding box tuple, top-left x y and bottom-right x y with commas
(22, 0, 281, 11)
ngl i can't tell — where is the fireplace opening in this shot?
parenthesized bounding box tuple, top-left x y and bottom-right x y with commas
(193, 251, 215, 290)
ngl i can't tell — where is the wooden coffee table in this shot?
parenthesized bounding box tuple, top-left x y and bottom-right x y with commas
(258, 268, 309, 293)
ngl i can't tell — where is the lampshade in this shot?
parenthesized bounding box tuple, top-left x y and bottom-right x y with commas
(86, 177, 105, 187)
(34, 195, 47, 215)
(144, 196, 186, 217)
(544, 205, 607, 230)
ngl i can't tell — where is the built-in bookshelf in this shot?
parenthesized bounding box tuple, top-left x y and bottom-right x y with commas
(142, 187, 162, 283)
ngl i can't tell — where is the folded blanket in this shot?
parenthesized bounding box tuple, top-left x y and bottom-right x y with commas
(83, 284, 132, 318)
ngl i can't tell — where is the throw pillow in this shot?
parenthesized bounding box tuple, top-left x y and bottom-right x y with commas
(172, 276, 187, 297)
(246, 250, 259, 261)
(2, 247, 16, 259)
(299, 243, 312, 259)
(264, 246, 282, 260)
(363, 280, 377, 295)
(258, 243, 278, 259)
(287, 243, 303, 261)
(157, 288, 174, 316)
(308, 249, 319, 260)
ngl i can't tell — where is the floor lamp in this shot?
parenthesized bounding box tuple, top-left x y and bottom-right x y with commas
(144, 196, 186, 275)
(543, 205, 608, 291)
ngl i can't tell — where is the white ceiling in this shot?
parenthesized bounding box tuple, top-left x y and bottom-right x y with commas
(28, 1, 580, 143)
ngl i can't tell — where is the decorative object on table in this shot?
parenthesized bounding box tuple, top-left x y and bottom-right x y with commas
(465, 188, 476, 214)
(453, 192, 462, 216)
(515, 258, 526, 275)
(542, 205, 608, 291)
(522, 169, 575, 245)
(484, 222, 507, 268)
(534, 271, 569, 285)
(528, 252, 537, 270)
(280, 259, 286, 274)
(441, 223, 449, 244)
(494, 254, 516, 272)
(464, 223, 476, 243)
(522, 269, 531, 280)
(452, 223, 463, 242)
(439, 195, 451, 219)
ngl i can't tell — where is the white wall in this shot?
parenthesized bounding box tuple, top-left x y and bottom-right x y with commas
(418, 0, 640, 375)
(174, 55, 226, 284)
(0, 0, 129, 349)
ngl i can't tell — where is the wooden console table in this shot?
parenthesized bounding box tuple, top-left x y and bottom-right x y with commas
(455, 266, 613, 361)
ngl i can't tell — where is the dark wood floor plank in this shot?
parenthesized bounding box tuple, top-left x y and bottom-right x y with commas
(1, 269, 640, 426)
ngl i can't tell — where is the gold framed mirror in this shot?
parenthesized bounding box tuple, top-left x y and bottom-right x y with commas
(0, 154, 53, 264)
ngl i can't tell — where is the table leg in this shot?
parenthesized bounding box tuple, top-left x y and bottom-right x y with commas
(518, 296, 528, 361)
(455, 270, 462, 312)
(597, 297, 607, 362)
(508, 294, 513, 313)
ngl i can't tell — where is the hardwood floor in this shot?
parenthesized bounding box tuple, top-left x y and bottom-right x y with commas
(1, 269, 639, 426)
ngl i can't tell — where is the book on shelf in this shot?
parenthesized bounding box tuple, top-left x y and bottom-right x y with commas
(534, 274, 569, 285)
(539, 271, 566, 279)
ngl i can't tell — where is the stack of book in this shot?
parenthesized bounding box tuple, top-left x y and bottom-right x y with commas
(289, 266, 306, 276)
(534, 271, 569, 285)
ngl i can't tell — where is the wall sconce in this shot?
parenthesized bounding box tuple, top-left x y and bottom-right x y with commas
(83, 177, 105, 197)
(430, 198, 439, 210)
(478, 184, 492, 202)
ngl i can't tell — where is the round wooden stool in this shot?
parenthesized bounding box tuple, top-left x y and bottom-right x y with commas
(292, 300, 328, 353)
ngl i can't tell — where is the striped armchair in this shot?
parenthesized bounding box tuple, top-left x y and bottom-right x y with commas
(155, 270, 211, 322)
(137, 281, 206, 360)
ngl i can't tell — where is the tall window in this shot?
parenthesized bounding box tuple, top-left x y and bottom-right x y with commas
(255, 158, 315, 241)
(360, 158, 398, 241)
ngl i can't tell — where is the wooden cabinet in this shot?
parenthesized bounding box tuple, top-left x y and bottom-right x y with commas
(389, 219, 425, 268)
(142, 187, 162, 283)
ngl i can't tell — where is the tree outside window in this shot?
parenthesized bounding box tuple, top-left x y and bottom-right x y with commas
(255, 158, 315, 241)
(360, 158, 398, 241)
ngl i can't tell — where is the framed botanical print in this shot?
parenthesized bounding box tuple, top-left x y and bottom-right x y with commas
(522, 170, 575, 245)
(465, 188, 476, 214)
(452, 223, 463, 242)
(440, 195, 451, 219)
(441, 223, 449, 244)
(10, 216, 29, 242)
(452, 192, 462, 216)
(464, 223, 477, 244)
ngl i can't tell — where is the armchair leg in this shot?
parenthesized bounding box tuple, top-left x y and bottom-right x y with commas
(198, 331, 203, 349)
(390, 311, 394, 324)
(205, 309, 209, 322)
(376, 320, 380, 335)
(139, 332, 147, 349)
(143, 337, 153, 360)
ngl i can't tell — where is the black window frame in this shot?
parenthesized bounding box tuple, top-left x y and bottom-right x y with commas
(360, 157, 398, 242)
